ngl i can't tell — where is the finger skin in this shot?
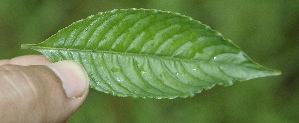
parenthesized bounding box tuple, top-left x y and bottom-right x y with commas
(0, 64, 88, 123)
(0, 55, 51, 66)
(0, 59, 9, 65)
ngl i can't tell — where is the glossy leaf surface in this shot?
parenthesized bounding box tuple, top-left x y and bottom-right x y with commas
(22, 9, 280, 98)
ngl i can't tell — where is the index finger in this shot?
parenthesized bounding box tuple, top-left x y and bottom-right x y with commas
(0, 55, 51, 66)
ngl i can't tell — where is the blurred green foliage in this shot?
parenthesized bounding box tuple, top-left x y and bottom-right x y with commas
(1, 0, 298, 123)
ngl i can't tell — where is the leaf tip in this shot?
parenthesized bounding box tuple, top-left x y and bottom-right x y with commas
(258, 64, 282, 77)
(252, 67, 281, 80)
(269, 69, 282, 76)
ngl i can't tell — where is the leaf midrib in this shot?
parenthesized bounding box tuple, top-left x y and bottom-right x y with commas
(28, 45, 215, 63)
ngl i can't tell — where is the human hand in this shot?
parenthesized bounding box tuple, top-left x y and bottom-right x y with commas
(0, 55, 89, 123)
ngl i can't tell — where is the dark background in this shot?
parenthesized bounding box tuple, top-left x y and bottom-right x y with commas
(1, 0, 298, 122)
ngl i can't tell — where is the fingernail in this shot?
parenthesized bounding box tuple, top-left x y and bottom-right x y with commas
(47, 61, 89, 98)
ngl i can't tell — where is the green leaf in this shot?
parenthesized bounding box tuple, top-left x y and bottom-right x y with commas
(21, 8, 280, 98)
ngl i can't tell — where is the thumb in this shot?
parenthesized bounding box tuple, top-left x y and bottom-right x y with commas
(0, 61, 89, 123)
